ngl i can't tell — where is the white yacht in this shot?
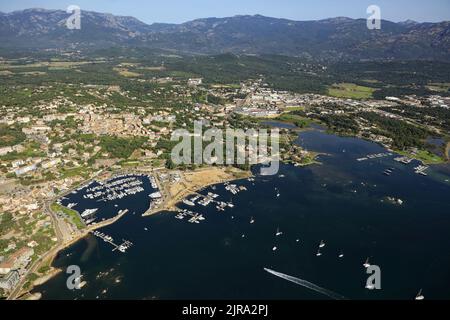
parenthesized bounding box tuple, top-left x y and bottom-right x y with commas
(67, 203, 77, 209)
(415, 289, 425, 300)
(182, 199, 195, 206)
(85, 218, 96, 224)
(365, 284, 375, 290)
(81, 208, 98, 218)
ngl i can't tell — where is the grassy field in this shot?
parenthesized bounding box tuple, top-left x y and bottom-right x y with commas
(276, 113, 312, 128)
(139, 66, 166, 71)
(426, 82, 450, 93)
(397, 149, 445, 165)
(50, 203, 85, 230)
(284, 106, 305, 112)
(0, 61, 95, 69)
(328, 83, 375, 99)
(119, 160, 141, 167)
(60, 166, 92, 179)
(113, 67, 141, 78)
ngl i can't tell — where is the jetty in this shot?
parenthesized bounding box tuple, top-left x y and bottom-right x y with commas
(174, 209, 206, 224)
(91, 230, 133, 253)
(414, 165, 429, 176)
(357, 152, 393, 162)
(394, 156, 413, 164)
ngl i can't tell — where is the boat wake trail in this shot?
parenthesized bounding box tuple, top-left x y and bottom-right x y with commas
(264, 268, 347, 300)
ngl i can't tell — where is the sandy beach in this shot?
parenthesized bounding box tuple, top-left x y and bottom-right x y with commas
(146, 166, 252, 215)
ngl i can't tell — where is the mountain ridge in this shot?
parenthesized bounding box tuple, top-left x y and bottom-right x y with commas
(0, 8, 449, 61)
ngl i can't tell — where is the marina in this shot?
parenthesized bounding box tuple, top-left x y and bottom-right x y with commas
(174, 182, 249, 222)
(179, 190, 235, 213)
(33, 129, 450, 300)
(56, 174, 159, 224)
(91, 230, 133, 253)
(83, 175, 146, 201)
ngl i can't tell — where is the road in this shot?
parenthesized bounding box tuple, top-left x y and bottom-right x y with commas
(7, 200, 66, 300)
(7, 170, 106, 300)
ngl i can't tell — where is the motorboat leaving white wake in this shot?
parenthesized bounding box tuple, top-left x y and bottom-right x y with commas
(263, 268, 347, 300)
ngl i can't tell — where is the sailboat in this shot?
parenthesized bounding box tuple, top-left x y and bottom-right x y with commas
(276, 228, 283, 236)
(250, 217, 255, 224)
(415, 289, 425, 300)
(316, 249, 322, 257)
(363, 258, 371, 268)
(319, 240, 326, 248)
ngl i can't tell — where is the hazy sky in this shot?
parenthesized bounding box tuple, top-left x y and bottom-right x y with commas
(1, 0, 449, 24)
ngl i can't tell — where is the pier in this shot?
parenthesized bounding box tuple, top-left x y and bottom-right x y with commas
(91, 230, 133, 253)
(414, 165, 429, 176)
(394, 156, 413, 164)
(357, 152, 393, 162)
(175, 209, 206, 224)
(182, 191, 234, 212)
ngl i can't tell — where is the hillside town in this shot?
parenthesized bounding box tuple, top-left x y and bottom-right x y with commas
(1, 73, 449, 298)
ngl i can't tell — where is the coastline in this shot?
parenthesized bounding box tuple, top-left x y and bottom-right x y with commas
(144, 166, 252, 216)
(26, 133, 444, 299)
(445, 141, 450, 161)
(11, 135, 448, 300)
(10, 206, 130, 300)
(16, 166, 252, 298)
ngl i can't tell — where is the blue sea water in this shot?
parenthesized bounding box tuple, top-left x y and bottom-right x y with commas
(33, 130, 450, 300)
